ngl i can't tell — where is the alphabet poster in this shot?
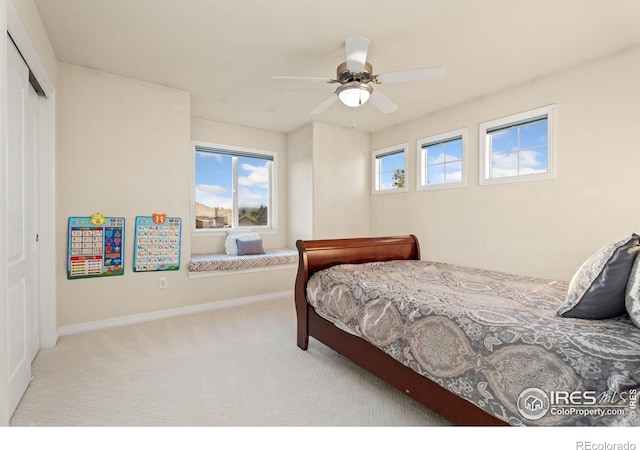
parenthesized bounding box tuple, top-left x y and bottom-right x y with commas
(133, 214, 181, 272)
(67, 213, 125, 279)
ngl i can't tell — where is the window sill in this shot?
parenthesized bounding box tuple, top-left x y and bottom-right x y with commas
(191, 227, 279, 237)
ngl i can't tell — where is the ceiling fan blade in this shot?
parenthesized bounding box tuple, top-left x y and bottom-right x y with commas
(369, 90, 398, 114)
(376, 66, 445, 83)
(310, 92, 339, 115)
(345, 35, 369, 73)
(273, 76, 336, 83)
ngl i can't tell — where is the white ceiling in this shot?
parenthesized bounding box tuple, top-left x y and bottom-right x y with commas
(34, 0, 640, 134)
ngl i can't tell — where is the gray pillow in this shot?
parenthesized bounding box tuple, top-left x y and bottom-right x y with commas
(236, 238, 265, 256)
(626, 251, 640, 328)
(557, 234, 640, 319)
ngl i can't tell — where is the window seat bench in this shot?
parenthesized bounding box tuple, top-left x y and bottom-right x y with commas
(187, 249, 298, 278)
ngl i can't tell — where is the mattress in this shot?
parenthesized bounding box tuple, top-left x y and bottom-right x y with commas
(306, 260, 640, 426)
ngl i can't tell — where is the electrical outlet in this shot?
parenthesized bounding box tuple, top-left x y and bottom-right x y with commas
(159, 277, 167, 289)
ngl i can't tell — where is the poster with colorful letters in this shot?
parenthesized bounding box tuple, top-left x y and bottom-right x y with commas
(67, 214, 125, 279)
(133, 214, 181, 272)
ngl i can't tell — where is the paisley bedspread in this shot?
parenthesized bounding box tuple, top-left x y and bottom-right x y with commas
(306, 260, 640, 426)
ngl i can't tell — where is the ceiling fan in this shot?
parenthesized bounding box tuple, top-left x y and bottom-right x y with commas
(274, 36, 444, 115)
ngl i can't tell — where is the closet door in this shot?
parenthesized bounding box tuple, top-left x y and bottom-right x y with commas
(5, 38, 40, 418)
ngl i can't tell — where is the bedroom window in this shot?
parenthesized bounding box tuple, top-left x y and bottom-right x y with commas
(372, 144, 408, 194)
(193, 142, 275, 231)
(479, 105, 555, 185)
(417, 129, 467, 190)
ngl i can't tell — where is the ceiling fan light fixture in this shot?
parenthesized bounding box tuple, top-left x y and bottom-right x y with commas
(337, 82, 372, 108)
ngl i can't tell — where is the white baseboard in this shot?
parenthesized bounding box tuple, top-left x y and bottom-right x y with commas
(57, 290, 293, 337)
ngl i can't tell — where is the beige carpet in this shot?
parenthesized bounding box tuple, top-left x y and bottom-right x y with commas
(10, 296, 450, 427)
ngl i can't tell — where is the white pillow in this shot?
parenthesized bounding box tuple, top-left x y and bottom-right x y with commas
(225, 232, 260, 256)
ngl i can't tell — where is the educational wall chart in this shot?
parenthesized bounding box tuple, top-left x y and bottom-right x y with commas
(67, 213, 125, 279)
(133, 214, 182, 272)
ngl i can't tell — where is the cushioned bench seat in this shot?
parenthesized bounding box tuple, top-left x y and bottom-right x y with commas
(187, 249, 298, 274)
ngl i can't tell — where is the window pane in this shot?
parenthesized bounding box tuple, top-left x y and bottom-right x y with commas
(445, 161, 462, 183)
(492, 150, 519, 178)
(377, 152, 405, 190)
(237, 156, 270, 227)
(427, 164, 445, 185)
(519, 119, 547, 149)
(195, 152, 233, 229)
(519, 148, 548, 175)
(423, 137, 463, 187)
(380, 169, 405, 189)
(379, 171, 392, 189)
(490, 127, 517, 154)
(444, 139, 462, 162)
(379, 152, 404, 172)
(426, 143, 446, 165)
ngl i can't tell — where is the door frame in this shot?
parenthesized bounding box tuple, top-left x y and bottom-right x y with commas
(1, 0, 56, 425)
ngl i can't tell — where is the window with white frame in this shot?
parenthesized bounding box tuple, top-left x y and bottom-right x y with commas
(372, 144, 408, 194)
(417, 129, 467, 190)
(193, 143, 275, 231)
(479, 105, 555, 185)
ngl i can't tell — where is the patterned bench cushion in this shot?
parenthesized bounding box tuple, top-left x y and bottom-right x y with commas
(187, 249, 298, 273)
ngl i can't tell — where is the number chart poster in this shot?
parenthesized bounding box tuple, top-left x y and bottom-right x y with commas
(67, 215, 125, 279)
(133, 215, 182, 272)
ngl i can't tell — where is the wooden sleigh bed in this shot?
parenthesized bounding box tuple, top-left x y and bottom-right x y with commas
(294, 235, 640, 426)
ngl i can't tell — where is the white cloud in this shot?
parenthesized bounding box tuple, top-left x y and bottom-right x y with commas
(238, 163, 268, 188)
(195, 183, 232, 209)
(492, 150, 546, 178)
(427, 168, 462, 185)
(428, 152, 446, 165)
(447, 170, 462, 182)
(519, 150, 547, 174)
(238, 186, 267, 208)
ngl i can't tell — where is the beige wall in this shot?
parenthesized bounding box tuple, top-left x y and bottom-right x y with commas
(56, 64, 296, 327)
(286, 121, 370, 247)
(56, 63, 190, 326)
(312, 122, 370, 240)
(286, 123, 314, 247)
(370, 46, 640, 281)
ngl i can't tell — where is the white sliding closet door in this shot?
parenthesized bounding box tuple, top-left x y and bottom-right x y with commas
(4, 38, 40, 418)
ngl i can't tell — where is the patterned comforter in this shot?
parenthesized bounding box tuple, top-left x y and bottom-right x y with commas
(306, 260, 640, 426)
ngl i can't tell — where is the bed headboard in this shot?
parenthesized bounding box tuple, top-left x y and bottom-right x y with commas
(296, 235, 421, 280)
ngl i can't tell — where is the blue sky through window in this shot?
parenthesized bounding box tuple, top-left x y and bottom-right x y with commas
(378, 152, 405, 190)
(489, 118, 548, 178)
(195, 153, 269, 210)
(425, 138, 463, 185)
(237, 156, 269, 210)
(195, 152, 233, 209)
(195, 150, 271, 228)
